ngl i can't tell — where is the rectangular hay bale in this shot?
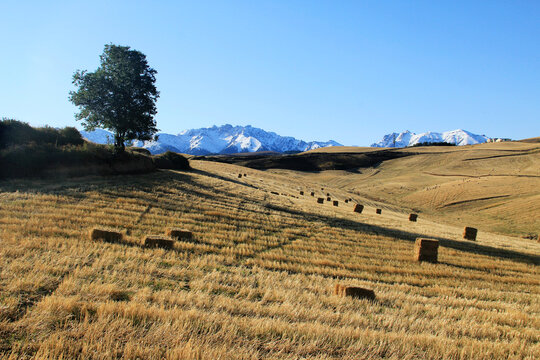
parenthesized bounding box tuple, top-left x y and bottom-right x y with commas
(414, 238, 439, 263)
(317, 198, 324, 204)
(167, 228, 193, 240)
(376, 208, 382, 214)
(333, 200, 339, 206)
(144, 235, 174, 249)
(409, 213, 418, 222)
(335, 284, 375, 300)
(463, 227, 477, 241)
(90, 228, 123, 243)
(353, 204, 364, 213)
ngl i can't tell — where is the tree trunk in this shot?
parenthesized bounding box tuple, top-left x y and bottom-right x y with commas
(114, 133, 125, 153)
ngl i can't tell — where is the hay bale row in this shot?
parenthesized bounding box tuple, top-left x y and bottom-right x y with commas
(90, 226, 196, 251)
(334, 284, 376, 300)
(414, 238, 439, 263)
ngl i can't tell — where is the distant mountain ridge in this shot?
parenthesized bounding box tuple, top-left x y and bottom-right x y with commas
(371, 129, 490, 148)
(81, 124, 342, 155)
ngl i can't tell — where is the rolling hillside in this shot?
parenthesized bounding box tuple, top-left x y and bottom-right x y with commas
(0, 154, 538, 359)
(214, 141, 540, 237)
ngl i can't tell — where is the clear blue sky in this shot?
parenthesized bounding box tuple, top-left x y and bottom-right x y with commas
(1, 1, 539, 145)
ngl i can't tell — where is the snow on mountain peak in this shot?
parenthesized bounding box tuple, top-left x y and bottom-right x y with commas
(371, 129, 489, 147)
(81, 125, 342, 155)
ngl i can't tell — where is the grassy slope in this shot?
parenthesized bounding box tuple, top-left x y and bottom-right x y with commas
(291, 142, 540, 237)
(0, 159, 539, 359)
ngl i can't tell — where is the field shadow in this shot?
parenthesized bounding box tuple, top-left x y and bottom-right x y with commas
(2, 169, 538, 266)
(305, 214, 540, 266)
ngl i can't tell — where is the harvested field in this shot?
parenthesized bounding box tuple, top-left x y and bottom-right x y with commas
(0, 159, 539, 359)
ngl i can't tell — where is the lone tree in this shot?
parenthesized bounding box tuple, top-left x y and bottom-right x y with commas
(69, 44, 159, 152)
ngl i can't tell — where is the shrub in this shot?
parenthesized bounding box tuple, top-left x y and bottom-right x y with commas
(152, 151, 190, 170)
(129, 147, 152, 156)
(0, 119, 84, 149)
(410, 141, 456, 147)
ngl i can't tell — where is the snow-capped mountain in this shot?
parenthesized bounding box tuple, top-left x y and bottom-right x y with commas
(80, 125, 342, 155)
(371, 129, 489, 148)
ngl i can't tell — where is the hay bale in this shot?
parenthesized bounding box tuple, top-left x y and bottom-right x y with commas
(353, 204, 364, 213)
(300, 191, 304, 195)
(335, 284, 375, 300)
(333, 200, 339, 207)
(327, 193, 330, 197)
(414, 238, 439, 263)
(243, 173, 247, 177)
(317, 198, 324, 204)
(167, 228, 193, 240)
(238, 174, 242, 178)
(463, 227, 477, 241)
(409, 213, 418, 222)
(310, 192, 315, 196)
(90, 228, 123, 243)
(144, 235, 174, 249)
(271, 191, 279, 195)
(327, 197, 331, 201)
(376, 208, 382, 214)
(345, 199, 349, 203)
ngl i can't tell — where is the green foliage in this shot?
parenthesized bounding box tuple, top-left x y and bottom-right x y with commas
(410, 141, 456, 147)
(0, 142, 154, 179)
(0, 118, 84, 149)
(69, 44, 159, 152)
(152, 151, 191, 170)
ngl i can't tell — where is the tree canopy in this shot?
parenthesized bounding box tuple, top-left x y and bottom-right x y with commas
(69, 44, 159, 151)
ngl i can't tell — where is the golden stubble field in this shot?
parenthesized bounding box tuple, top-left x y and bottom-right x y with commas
(300, 142, 540, 237)
(0, 158, 539, 359)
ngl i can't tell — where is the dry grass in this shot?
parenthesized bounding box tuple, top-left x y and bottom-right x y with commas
(0, 159, 539, 359)
(280, 141, 540, 237)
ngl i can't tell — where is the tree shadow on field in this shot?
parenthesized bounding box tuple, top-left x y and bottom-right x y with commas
(2, 169, 538, 266)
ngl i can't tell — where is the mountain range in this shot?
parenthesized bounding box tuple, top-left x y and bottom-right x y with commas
(81, 126, 491, 155)
(370, 129, 490, 148)
(81, 124, 342, 155)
